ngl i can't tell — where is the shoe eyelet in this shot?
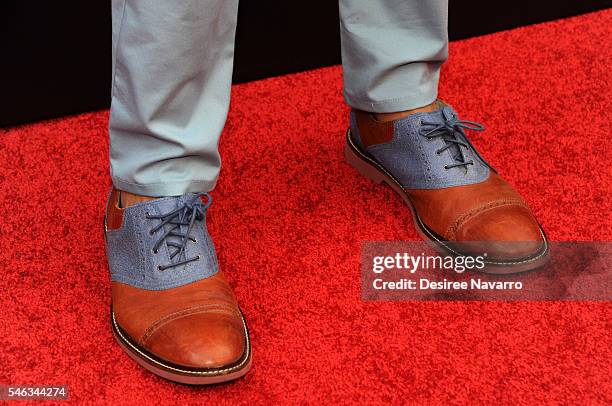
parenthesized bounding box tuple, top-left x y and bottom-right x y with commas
(191, 239, 197, 244)
(157, 265, 163, 271)
(152, 248, 158, 254)
(443, 165, 449, 170)
(196, 255, 201, 261)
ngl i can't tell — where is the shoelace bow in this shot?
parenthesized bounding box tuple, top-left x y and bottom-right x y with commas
(146, 193, 211, 271)
(419, 113, 490, 170)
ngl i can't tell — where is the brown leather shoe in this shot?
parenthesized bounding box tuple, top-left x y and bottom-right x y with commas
(104, 188, 252, 384)
(345, 102, 549, 273)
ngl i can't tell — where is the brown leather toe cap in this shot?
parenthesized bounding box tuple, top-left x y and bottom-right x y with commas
(144, 309, 246, 369)
(455, 204, 545, 259)
(112, 272, 249, 370)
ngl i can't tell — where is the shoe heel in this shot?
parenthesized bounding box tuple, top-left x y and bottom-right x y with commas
(344, 135, 386, 185)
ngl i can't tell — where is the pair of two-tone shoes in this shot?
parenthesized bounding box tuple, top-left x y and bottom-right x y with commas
(104, 101, 548, 384)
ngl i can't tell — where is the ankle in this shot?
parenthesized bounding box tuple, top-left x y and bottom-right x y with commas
(372, 100, 440, 122)
(118, 189, 158, 208)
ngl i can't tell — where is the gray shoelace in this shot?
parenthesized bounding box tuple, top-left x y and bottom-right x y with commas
(419, 114, 490, 171)
(146, 193, 212, 271)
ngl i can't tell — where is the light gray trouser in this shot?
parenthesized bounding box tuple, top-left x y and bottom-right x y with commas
(109, 0, 448, 196)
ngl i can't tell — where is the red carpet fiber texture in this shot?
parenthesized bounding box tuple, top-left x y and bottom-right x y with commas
(1, 10, 611, 405)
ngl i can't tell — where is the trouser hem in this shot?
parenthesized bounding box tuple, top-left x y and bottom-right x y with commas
(111, 177, 217, 197)
(345, 88, 439, 113)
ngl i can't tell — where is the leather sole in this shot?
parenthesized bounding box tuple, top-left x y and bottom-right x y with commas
(110, 307, 252, 385)
(345, 128, 550, 274)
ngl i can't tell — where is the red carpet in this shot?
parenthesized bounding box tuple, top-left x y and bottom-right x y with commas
(1, 10, 611, 404)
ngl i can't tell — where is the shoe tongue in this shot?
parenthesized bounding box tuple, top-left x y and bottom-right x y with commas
(442, 105, 456, 121)
(432, 106, 467, 165)
(152, 194, 200, 257)
(152, 193, 197, 212)
(446, 139, 464, 163)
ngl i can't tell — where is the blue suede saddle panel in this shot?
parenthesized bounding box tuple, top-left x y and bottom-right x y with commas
(350, 106, 490, 189)
(105, 193, 219, 291)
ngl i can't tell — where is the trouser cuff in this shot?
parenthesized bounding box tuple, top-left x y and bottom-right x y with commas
(345, 86, 439, 113)
(111, 177, 217, 197)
